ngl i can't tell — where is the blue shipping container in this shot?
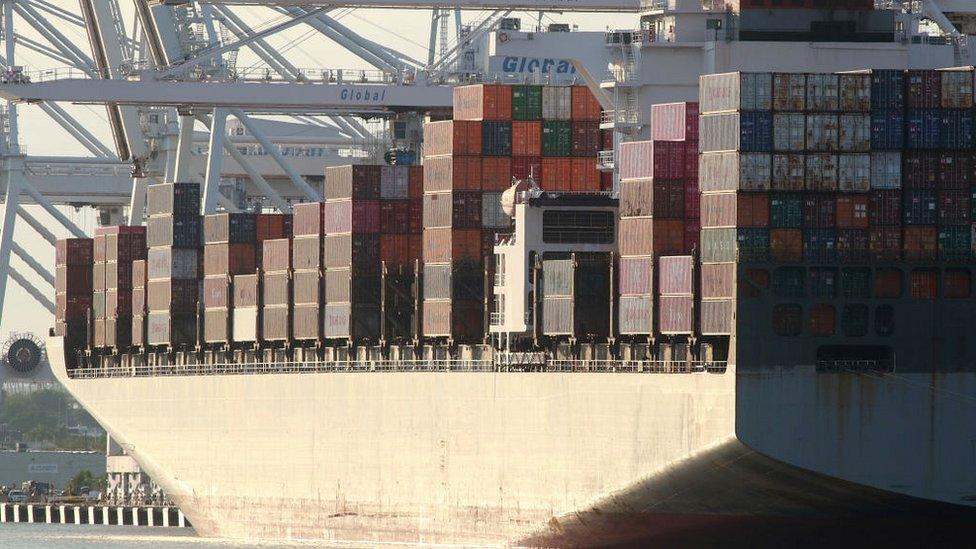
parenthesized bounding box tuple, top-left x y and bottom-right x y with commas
(871, 69, 905, 110)
(906, 109, 941, 150)
(741, 111, 773, 153)
(481, 121, 512, 156)
(870, 109, 904, 150)
(803, 228, 837, 264)
(903, 189, 938, 225)
(940, 109, 975, 149)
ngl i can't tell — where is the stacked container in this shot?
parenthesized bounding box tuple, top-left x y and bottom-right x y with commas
(231, 214, 292, 344)
(92, 226, 145, 349)
(144, 183, 201, 347)
(55, 238, 93, 361)
(131, 259, 147, 347)
(541, 253, 612, 339)
(657, 255, 694, 335)
(203, 213, 258, 345)
(291, 202, 326, 341)
(617, 102, 700, 337)
(323, 165, 423, 343)
(261, 237, 291, 342)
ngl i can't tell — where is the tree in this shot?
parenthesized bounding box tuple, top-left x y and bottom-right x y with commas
(66, 470, 105, 496)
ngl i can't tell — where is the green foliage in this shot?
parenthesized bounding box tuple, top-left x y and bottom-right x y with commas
(66, 470, 106, 495)
(0, 388, 105, 451)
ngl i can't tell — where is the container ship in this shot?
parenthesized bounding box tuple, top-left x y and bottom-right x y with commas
(49, 2, 976, 547)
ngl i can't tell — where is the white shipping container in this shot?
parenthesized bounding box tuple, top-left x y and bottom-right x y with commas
(805, 114, 839, 152)
(805, 154, 839, 191)
(481, 192, 509, 229)
(772, 154, 805, 191)
(838, 114, 871, 152)
(380, 166, 409, 199)
(941, 69, 974, 108)
(232, 307, 259, 342)
(699, 72, 772, 114)
(147, 247, 198, 280)
(838, 154, 871, 192)
(699, 152, 771, 192)
(773, 73, 806, 111)
(618, 295, 652, 335)
(870, 151, 902, 189)
(773, 113, 805, 152)
(542, 86, 572, 120)
(806, 73, 839, 112)
(838, 73, 871, 112)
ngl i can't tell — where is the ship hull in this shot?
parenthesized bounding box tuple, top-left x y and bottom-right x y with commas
(50, 338, 976, 546)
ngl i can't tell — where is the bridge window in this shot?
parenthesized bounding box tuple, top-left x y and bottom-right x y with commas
(542, 210, 614, 244)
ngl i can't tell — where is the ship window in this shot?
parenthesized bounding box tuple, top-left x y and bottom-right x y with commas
(542, 210, 614, 244)
(944, 269, 971, 299)
(773, 267, 805, 298)
(772, 304, 802, 336)
(841, 304, 869, 338)
(815, 345, 894, 372)
(875, 305, 895, 337)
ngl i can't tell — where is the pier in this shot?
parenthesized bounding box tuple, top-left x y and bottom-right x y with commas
(0, 502, 190, 528)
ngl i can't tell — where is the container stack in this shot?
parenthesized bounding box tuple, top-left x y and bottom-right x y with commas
(144, 183, 202, 347)
(55, 238, 93, 361)
(657, 255, 694, 335)
(203, 214, 258, 345)
(541, 253, 611, 339)
(617, 101, 700, 338)
(323, 165, 422, 343)
(261, 237, 292, 342)
(233, 214, 292, 345)
(291, 202, 326, 341)
(91, 226, 145, 350)
(131, 259, 147, 347)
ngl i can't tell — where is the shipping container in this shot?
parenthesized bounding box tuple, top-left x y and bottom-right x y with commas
(203, 213, 256, 244)
(803, 228, 837, 264)
(874, 268, 902, 298)
(700, 192, 768, 228)
(839, 73, 871, 112)
(804, 114, 838, 152)
(146, 182, 200, 216)
(906, 109, 942, 150)
(423, 192, 482, 229)
(262, 305, 291, 341)
(378, 200, 412, 235)
(619, 256, 653, 295)
(836, 195, 869, 229)
(619, 218, 685, 256)
(292, 270, 321, 306)
(146, 215, 201, 248)
(701, 263, 735, 299)
(906, 70, 941, 109)
(104, 229, 146, 263)
(232, 307, 259, 342)
(700, 228, 767, 263)
(805, 154, 839, 191)
(617, 295, 652, 335)
(421, 299, 482, 340)
(699, 112, 773, 153)
(55, 265, 93, 295)
(380, 166, 411, 199)
(657, 295, 692, 335)
(903, 225, 938, 261)
(423, 262, 482, 301)
(838, 114, 871, 153)
(512, 156, 543, 182)
(870, 109, 904, 150)
(256, 213, 293, 241)
(203, 308, 230, 344)
(423, 156, 482, 192)
(938, 225, 971, 260)
(262, 272, 291, 307)
(324, 233, 380, 269)
(869, 226, 902, 261)
(542, 86, 572, 120)
(700, 72, 772, 114)
(481, 157, 513, 191)
(909, 269, 938, 298)
(802, 195, 836, 228)
(146, 279, 198, 312)
(937, 152, 971, 189)
(293, 304, 321, 341)
(570, 86, 602, 121)
(324, 165, 380, 200)
(570, 158, 600, 192)
(93, 263, 105, 291)
(422, 228, 482, 263)
(204, 243, 256, 276)
(423, 120, 482, 156)
(55, 294, 92, 321)
(512, 85, 542, 120)
(769, 193, 803, 228)
(453, 84, 512, 121)
(146, 311, 196, 346)
(941, 69, 974, 108)
(481, 193, 509, 229)
(738, 268, 769, 299)
(773, 73, 806, 111)
(658, 256, 693, 295)
(903, 190, 938, 225)
(938, 190, 970, 225)
(842, 267, 872, 298)
(699, 152, 771, 192)
(202, 275, 229, 309)
(770, 153, 805, 191)
(700, 299, 733, 335)
(512, 121, 542, 156)
(808, 267, 838, 298)
(147, 247, 199, 280)
(56, 238, 93, 266)
(541, 157, 572, 191)
(808, 303, 835, 336)
(943, 268, 971, 298)
(837, 229, 870, 262)
(870, 69, 904, 110)
(321, 199, 380, 235)
(940, 109, 974, 149)
(771, 303, 802, 336)
(770, 228, 803, 263)
(233, 274, 260, 307)
(542, 120, 572, 157)
(772, 267, 805, 298)
(571, 121, 601, 158)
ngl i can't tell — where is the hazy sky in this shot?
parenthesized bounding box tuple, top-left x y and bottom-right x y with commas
(0, 4, 635, 344)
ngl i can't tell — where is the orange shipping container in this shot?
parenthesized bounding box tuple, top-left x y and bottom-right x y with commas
(453, 84, 512, 121)
(619, 218, 685, 256)
(423, 228, 482, 263)
(423, 156, 482, 193)
(873, 268, 902, 298)
(903, 226, 938, 261)
(570, 158, 600, 192)
(423, 120, 482, 156)
(835, 195, 869, 229)
(808, 303, 835, 336)
(380, 234, 416, 266)
(571, 86, 602, 121)
(512, 121, 542, 156)
(482, 157, 512, 192)
(542, 157, 572, 191)
(770, 228, 803, 263)
(701, 193, 768, 228)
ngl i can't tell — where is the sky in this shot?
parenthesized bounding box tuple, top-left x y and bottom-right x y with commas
(0, 4, 636, 343)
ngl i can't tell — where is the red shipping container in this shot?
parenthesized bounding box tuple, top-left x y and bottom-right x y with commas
(701, 263, 736, 299)
(903, 226, 938, 261)
(380, 234, 415, 265)
(910, 269, 938, 298)
(651, 102, 699, 142)
(868, 190, 902, 226)
(874, 268, 902, 298)
(423, 120, 482, 156)
(56, 238, 93, 266)
(204, 243, 257, 276)
(869, 227, 902, 261)
(541, 157, 572, 191)
(619, 218, 684, 256)
(422, 299, 483, 339)
(619, 256, 653, 295)
(906, 70, 942, 109)
(380, 200, 412, 234)
(658, 255, 693, 295)
(482, 157, 513, 192)
(409, 200, 423, 234)
(701, 193, 768, 228)
(938, 190, 970, 225)
(836, 195, 869, 229)
(256, 213, 292, 241)
(56, 294, 92, 321)
(262, 238, 292, 272)
(571, 86, 602, 121)
(423, 228, 483, 263)
(903, 151, 939, 190)
(684, 141, 699, 180)
(659, 295, 693, 334)
(56, 264, 93, 295)
(423, 192, 482, 229)
(324, 165, 380, 200)
(423, 156, 483, 192)
(684, 179, 700, 217)
(408, 166, 424, 198)
(512, 156, 543, 183)
(802, 195, 836, 228)
(323, 200, 380, 234)
(512, 121, 542, 156)
(453, 84, 512, 121)
(600, 171, 613, 192)
(571, 121, 601, 157)
(601, 129, 614, 151)
(652, 180, 685, 219)
(293, 202, 326, 236)
(570, 158, 600, 192)
(937, 152, 971, 189)
(770, 229, 803, 263)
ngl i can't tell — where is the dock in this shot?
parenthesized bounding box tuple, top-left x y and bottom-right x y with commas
(0, 502, 190, 528)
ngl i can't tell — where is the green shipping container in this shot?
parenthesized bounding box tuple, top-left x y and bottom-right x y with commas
(513, 85, 543, 120)
(938, 226, 972, 261)
(542, 120, 572, 156)
(842, 268, 871, 299)
(769, 193, 803, 228)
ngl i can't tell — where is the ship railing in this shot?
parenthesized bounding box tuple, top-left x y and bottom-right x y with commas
(68, 359, 728, 378)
